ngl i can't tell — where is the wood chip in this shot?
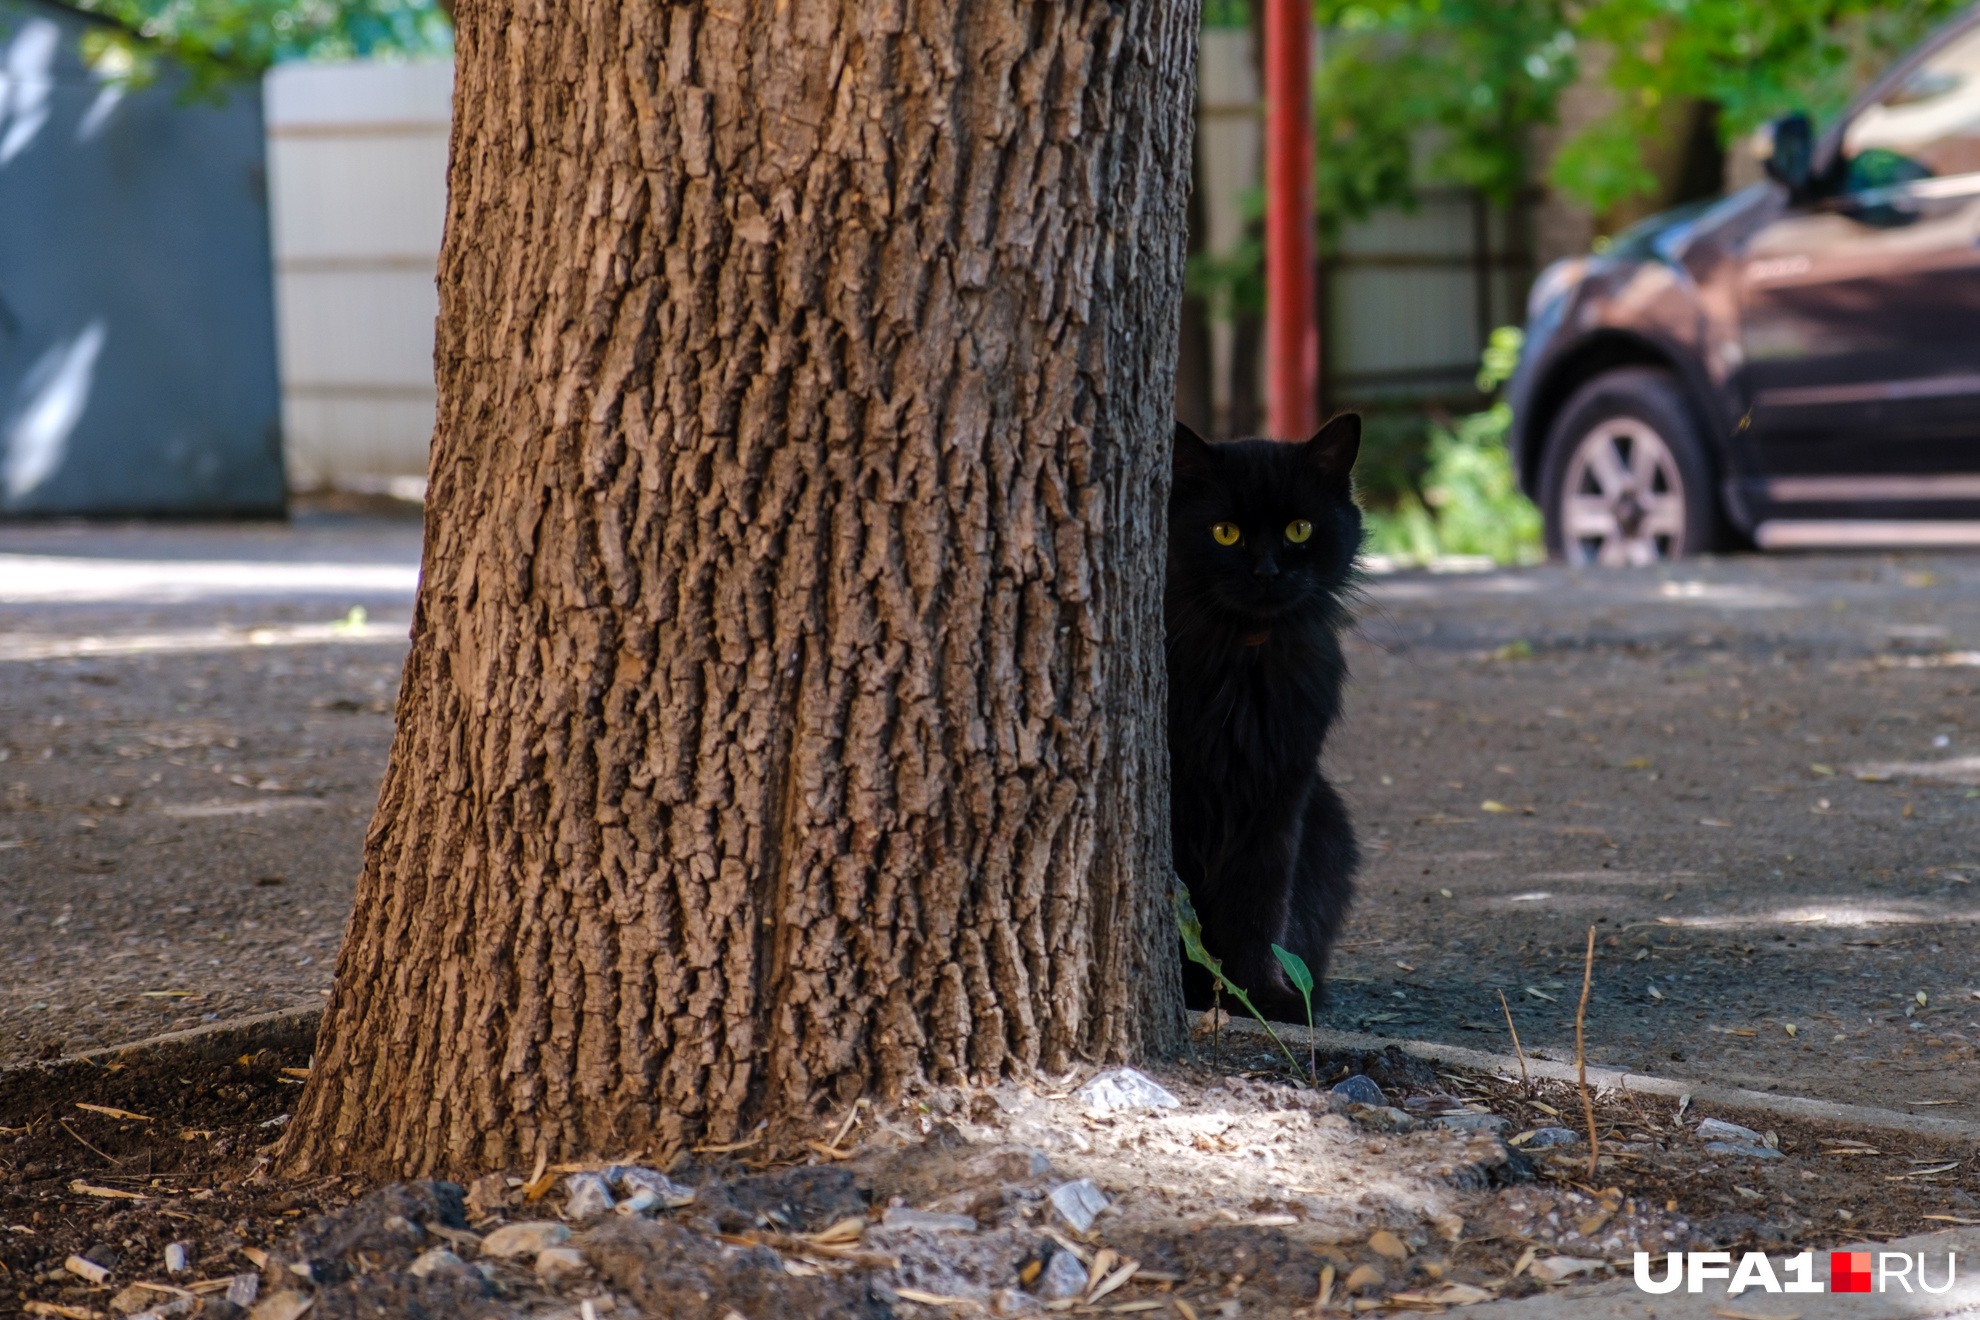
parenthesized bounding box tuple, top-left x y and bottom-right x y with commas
(1087, 1259, 1140, 1304)
(1923, 1215, 1980, 1225)
(893, 1287, 973, 1305)
(1084, 1247, 1120, 1295)
(280, 1067, 311, 1080)
(1888, 1163, 1960, 1180)
(75, 1103, 153, 1123)
(69, 1180, 145, 1201)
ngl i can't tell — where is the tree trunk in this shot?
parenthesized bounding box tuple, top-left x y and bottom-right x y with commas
(280, 0, 1197, 1179)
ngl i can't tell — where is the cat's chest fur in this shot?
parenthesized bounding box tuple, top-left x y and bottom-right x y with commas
(1168, 626, 1341, 785)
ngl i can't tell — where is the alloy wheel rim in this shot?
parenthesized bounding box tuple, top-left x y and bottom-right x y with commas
(1560, 417, 1686, 566)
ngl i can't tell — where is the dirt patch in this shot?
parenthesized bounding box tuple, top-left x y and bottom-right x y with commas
(9, 1016, 1980, 1319)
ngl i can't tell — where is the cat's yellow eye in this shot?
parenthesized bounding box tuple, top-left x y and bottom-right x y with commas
(1211, 522, 1241, 546)
(1285, 520, 1313, 544)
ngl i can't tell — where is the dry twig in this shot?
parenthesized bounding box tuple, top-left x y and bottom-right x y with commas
(1576, 925, 1600, 1177)
(1497, 989, 1529, 1089)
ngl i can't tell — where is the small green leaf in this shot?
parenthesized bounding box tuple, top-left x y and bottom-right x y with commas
(1271, 943, 1314, 996)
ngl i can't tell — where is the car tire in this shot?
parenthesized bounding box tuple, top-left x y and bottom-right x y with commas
(1538, 368, 1720, 564)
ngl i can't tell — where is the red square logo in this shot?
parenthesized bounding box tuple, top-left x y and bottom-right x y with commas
(1831, 1251, 1873, 1293)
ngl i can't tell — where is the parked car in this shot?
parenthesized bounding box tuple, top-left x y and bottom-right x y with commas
(1509, 5, 1980, 563)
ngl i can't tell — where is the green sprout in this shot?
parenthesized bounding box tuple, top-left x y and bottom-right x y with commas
(1174, 888, 1303, 1079)
(1271, 943, 1318, 1084)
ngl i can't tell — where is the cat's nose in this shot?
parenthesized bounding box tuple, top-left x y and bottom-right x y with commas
(1252, 556, 1279, 580)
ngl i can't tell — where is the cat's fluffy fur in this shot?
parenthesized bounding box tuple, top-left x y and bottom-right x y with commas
(1166, 415, 1363, 1016)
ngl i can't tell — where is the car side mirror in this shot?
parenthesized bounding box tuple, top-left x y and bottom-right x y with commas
(1756, 112, 1814, 197)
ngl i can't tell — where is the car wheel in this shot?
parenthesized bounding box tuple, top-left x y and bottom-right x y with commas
(1539, 368, 1719, 565)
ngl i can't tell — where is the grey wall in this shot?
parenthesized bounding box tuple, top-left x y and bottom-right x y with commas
(0, 0, 284, 516)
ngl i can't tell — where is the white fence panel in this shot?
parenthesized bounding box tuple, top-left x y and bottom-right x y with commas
(265, 60, 452, 493)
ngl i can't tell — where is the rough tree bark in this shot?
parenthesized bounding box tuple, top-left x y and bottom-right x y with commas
(280, 0, 1199, 1178)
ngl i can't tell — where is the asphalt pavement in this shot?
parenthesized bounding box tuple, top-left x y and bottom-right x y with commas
(2, 519, 1975, 1121)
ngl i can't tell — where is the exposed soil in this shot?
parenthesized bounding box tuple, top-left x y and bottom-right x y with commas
(4, 1019, 1976, 1318)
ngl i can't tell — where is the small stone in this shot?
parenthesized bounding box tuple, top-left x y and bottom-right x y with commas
(1696, 1118, 1765, 1145)
(1705, 1139, 1782, 1160)
(1433, 1112, 1508, 1133)
(248, 1293, 314, 1320)
(1528, 1255, 1602, 1282)
(611, 1166, 695, 1207)
(1330, 1074, 1385, 1107)
(1347, 1104, 1417, 1132)
(226, 1273, 260, 1307)
(881, 1207, 980, 1233)
(1031, 1248, 1088, 1300)
(1431, 1212, 1464, 1242)
(481, 1221, 572, 1258)
(1520, 1126, 1582, 1148)
(563, 1172, 615, 1220)
(164, 1242, 191, 1275)
(407, 1247, 462, 1277)
(1074, 1067, 1181, 1112)
(1343, 1263, 1385, 1294)
(110, 1284, 155, 1315)
(1366, 1230, 1408, 1260)
(534, 1246, 590, 1282)
(1047, 1178, 1109, 1233)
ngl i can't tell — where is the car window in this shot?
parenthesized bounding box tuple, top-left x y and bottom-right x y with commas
(1843, 24, 1980, 191)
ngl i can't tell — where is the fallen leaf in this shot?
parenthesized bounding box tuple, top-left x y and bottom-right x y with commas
(75, 1103, 153, 1123)
(69, 1181, 145, 1201)
(1524, 987, 1557, 1002)
(1648, 985, 1664, 1000)
(894, 1288, 973, 1306)
(24, 1303, 103, 1319)
(1811, 763, 1835, 777)
(1623, 758, 1653, 770)
(1480, 800, 1512, 813)
(1699, 818, 1733, 828)
(1784, 1023, 1798, 1037)
(1510, 1245, 1538, 1278)
(1395, 962, 1416, 972)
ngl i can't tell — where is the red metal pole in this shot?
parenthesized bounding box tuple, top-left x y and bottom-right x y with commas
(1263, 0, 1317, 438)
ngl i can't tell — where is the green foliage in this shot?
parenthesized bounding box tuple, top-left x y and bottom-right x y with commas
(62, 0, 452, 95)
(1269, 943, 1318, 1081)
(1308, 0, 1971, 218)
(1202, 0, 1252, 29)
(1557, 0, 1969, 212)
(1312, 0, 1578, 233)
(1174, 888, 1305, 1076)
(1361, 327, 1543, 566)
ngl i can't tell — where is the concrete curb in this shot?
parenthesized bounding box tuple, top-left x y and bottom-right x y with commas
(1220, 1017, 1980, 1143)
(0, 1005, 322, 1093)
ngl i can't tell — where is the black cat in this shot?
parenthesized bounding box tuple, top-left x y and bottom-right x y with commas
(1167, 414, 1363, 1018)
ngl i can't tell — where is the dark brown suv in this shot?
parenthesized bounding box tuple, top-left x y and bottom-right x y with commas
(1509, 5, 1980, 562)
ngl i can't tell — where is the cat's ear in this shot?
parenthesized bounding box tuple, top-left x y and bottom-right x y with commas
(1173, 421, 1217, 484)
(1299, 412, 1361, 487)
